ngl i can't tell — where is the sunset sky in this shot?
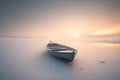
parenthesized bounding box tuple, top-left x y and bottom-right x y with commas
(0, 0, 120, 40)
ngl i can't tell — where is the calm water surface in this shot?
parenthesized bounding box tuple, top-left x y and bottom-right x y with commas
(0, 38, 120, 80)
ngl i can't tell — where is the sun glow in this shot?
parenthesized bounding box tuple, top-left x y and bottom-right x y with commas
(69, 31, 80, 38)
(64, 28, 84, 39)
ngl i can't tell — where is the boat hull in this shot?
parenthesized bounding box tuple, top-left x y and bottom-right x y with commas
(48, 51, 76, 62)
(47, 43, 77, 62)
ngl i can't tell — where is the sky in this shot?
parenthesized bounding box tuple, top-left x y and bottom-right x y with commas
(0, 0, 120, 41)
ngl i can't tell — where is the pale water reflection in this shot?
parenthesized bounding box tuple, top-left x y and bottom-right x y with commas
(0, 38, 120, 80)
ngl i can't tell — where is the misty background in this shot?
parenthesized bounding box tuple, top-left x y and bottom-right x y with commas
(0, 0, 120, 41)
(0, 1, 120, 80)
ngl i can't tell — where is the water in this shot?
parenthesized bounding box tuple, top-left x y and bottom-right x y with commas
(0, 38, 120, 80)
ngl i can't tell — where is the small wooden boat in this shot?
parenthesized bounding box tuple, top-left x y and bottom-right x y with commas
(47, 42, 77, 62)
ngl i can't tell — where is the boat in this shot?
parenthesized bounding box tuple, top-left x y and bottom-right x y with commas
(47, 41, 77, 62)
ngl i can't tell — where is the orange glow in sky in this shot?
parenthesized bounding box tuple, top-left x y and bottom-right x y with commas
(92, 42, 120, 47)
(90, 27, 120, 37)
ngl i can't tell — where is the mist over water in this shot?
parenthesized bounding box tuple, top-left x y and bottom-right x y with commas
(0, 0, 120, 80)
(0, 37, 120, 80)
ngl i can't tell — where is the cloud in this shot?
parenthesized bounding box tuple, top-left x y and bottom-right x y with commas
(89, 37, 120, 44)
(86, 27, 120, 38)
(0, 34, 45, 38)
(84, 27, 120, 44)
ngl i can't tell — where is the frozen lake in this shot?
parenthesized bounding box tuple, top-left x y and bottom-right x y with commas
(0, 38, 120, 80)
